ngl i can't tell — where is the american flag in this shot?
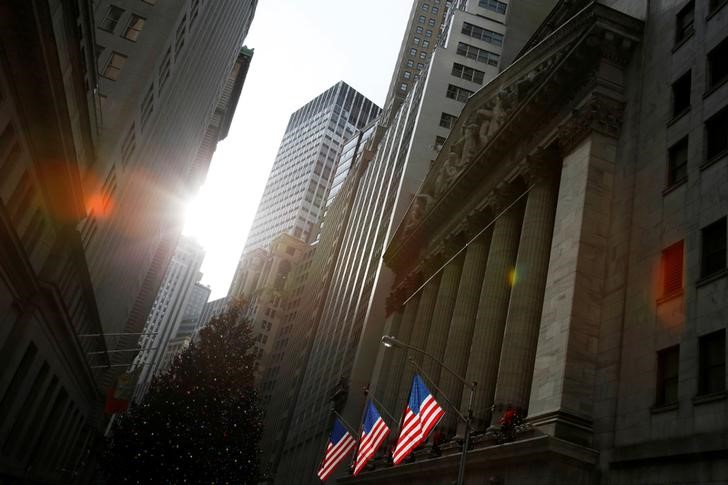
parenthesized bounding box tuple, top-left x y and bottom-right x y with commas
(392, 374, 445, 465)
(353, 400, 390, 476)
(317, 417, 357, 482)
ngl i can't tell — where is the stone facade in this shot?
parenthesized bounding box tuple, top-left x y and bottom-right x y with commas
(345, 1, 728, 483)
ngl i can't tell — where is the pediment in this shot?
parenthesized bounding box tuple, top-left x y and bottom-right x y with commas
(385, 2, 642, 270)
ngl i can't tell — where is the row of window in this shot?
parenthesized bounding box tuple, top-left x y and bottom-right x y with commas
(461, 22, 504, 46)
(479, 0, 507, 15)
(660, 216, 727, 298)
(656, 329, 725, 406)
(675, 0, 726, 45)
(456, 41, 500, 67)
(452, 62, 486, 84)
(98, 5, 146, 42)
(418, 15, 438, 27)
(420, 2, 440, 15)
(446, 83, 474, 103)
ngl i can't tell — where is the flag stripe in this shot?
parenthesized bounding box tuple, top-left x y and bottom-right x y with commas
(392, 375, 445, 465)
(353, 420, 389, 475)
(318, 436, 356, 481)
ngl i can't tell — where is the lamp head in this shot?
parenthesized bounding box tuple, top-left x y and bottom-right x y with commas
(381, 335, 398, 348)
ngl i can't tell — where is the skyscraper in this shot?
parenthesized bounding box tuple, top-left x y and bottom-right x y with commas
(270, 1, 556, 482)
(133, 236, 205, 400)
(0, 1, 256, 480)
(238, 82, 381, 255)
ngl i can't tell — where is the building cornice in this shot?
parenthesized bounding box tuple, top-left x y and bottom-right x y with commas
(384, 2, 642, 276)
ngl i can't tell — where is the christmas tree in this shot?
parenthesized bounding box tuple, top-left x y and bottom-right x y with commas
(101, 303, 262, 483)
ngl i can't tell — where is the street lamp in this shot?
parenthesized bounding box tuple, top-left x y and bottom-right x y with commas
(381, 335, 476, 485)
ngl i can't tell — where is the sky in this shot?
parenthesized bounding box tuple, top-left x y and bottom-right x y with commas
(183, 1, 414, 299)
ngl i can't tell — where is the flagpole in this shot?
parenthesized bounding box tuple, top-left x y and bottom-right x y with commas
(332, 410, 360, 442)
(407, 357, 467, 423)
(363, 387, 398, 424)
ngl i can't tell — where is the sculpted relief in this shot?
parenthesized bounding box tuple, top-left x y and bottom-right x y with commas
(399, 52, 562, 239)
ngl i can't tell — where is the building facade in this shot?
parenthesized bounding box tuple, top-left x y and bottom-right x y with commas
(132, 236, 205, 400)
(344, 0, 728, 483)
(269, 1, 556, 482)
(236, 81, 381, 256)
(0, 1, 256, 479)
(195, 295, 229, 337)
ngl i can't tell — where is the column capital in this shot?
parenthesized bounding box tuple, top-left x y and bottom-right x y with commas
(557, 93, 625, 154)
(486, 183, 521, 213)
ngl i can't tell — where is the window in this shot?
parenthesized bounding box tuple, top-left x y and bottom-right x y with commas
(416, 26, 423, 34)
(667, 136, 688, 186)
(698, 329, 725, 395)
(440, 112, 457, 129)
(403, 71, 411, 80)
(706, 107, 728, 160)
(159, 47, 172, 89)
(141, 84, 154, 128)
(434, 135, 447, 151)
(400, 83, 408, 92)
(422, 3, 429, 11)
(462, 22, 504, 45)
(701, 217, 726, 278)
(423, 40, 430, 48)
(707, 37, 728, 90)
(425, 29, 433, 38)
(671, 71, 691, 117)
(121, 123, 135, 166)
(456, 41, 500, 66)
(101, 52, 127, 80)
(661, 240, 684, 296)
(432, 6, 439, 14)
(123, 14, 145, 41)
(428, 18, 436, 27)
(419, 51, 427, 59)
(407, 59, 414, 68)
(99, 5, 124, 32)
(175, 15, 187, 55)
(409, 47, 417, 56)
(675, 1, 694, 45)
(452, 62, 485, 84)
(414, 37, 420, 45)
(479, 0, 507, 14)
(418, 15, 426, 23)
(446, 83, 474, 102)
(417, 62, 424, 70)
(656, 345, 680, 406)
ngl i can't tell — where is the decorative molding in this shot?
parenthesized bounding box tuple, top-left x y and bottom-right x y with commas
(557, 93, 625, 154)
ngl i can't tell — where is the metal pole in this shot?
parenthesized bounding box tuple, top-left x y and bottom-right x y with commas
(87, 347, 155, 355)
(77, 332, 159, 338)
(457, 384, 476, 485)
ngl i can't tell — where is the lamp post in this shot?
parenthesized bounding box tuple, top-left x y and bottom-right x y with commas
(381, 335, 476, 485)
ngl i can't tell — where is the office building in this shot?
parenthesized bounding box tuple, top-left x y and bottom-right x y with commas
(133, 236, 205, 400)
(236, 81, 381, 256)
(0, 1, 256, 481)
(270, 1, 555, 482)
(345, 0, 728, 483)
(195, 295, 229, 336)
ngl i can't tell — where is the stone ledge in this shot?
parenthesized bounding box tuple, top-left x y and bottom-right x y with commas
(611, 431, 728, 466)
(339, 434, 598, 484)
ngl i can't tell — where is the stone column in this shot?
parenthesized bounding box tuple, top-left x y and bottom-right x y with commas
(395, 272, 441, 409)
(422, 249, 464, 384)
(528, 131, 619, 445)
(438, 225, 492, 434)
(381, 293, 420, 413)
(462, 191, 524, 430)
(491, 162, 560, 422)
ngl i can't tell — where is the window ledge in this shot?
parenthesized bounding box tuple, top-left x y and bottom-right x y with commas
(672, 30, 694, 53)
(703, 76, 728, 99)
(707, 0, 728, 20)
(700, 149, 728, 171)
(692, 391, 727, 405)
(667, 108, 690, 127)
(696, 268, 728, 288)
(657, 288, 684, 304)
(650, 402, 678, 414)
(662, 178, 687, 196)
